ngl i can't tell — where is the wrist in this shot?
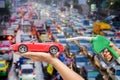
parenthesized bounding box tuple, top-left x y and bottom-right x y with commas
(49, 57, 59, 66)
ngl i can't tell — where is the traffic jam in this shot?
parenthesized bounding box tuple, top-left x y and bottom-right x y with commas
(0, 0, 120, 80)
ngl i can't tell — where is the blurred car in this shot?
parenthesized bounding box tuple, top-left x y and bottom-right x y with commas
(63, 27, 73, 38)
(0, 40, 13, 61)
(55, 34, 66, 39)
(11, 42, 64, 54)
(112, 65, 120, 80)
(78, 39, 90, 47)
(18, 64, 36, 80)
(72, 23, 83, 31)
(32, 15, 38, 20)
(60, 24, 68, 31)
(62, 20, 68, 25)
(78, 39, 94, 54)
(103, 31, 115, 40)
(83, 30, 93, 37)
(45, 20, 52, 28)
(104, 14, 120, 29)
(113, 39, 120, 49)
(57, 39, 67, 47)
(85, 62, 100, 80)
(54, 33, 66, 42)
(76, 55, 89, 67)
(115, 32, 120, 39)
(37, 29, 47, 34)
(50, 27, 58, 35)
(0, 60, 9, 77)
(39, 34, 50, 42)
(21, 34, 31, 42)
(36, 26, 44, 31)
(10, 24, 19, 31)
(67, 42, 80, 55)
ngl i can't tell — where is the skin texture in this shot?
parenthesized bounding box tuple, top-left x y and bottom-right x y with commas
(110, 43, 120, 56)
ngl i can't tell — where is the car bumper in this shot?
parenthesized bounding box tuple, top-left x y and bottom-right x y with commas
(19, 75, 36, 80)
(20, 78, 35, 80)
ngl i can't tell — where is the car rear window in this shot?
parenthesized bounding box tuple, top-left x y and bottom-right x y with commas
(22, 69, 33, 74)
(116, 70, 120, 76)
(0, 64, 5, 68)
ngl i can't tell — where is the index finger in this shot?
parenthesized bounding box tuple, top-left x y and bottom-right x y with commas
(110, 43, 119, 51)
(21, 52, 50, 57)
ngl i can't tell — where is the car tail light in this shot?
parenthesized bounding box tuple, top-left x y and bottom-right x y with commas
(19, 71, 22, 75)
(33, 70, 35, 75)
(7, 36, 13, 40)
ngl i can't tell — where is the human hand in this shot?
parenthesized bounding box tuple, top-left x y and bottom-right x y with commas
(110, 43, 120, 56)
(15, 52, 57, 64)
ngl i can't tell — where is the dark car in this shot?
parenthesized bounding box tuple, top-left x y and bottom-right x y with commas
(67, 42, 80, 55)
(104, 15, 120, 29)
(63, 27, 73, 38)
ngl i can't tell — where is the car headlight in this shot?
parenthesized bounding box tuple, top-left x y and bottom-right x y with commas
(76, 65, 80, 68)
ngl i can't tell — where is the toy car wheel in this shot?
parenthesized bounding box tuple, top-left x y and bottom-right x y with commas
(49, 46, 59, 54)
(18, 44, 28, 53)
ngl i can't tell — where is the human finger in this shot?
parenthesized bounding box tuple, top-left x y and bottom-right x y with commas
(110, 43, 120, 56)
(20, 52, 43, 61)
(21, 52, 53, 63)
(109, 43, 118, 51)
(21, 52, 49, 57)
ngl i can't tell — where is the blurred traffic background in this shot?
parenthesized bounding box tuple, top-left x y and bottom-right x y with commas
(0, 0, 120, 80)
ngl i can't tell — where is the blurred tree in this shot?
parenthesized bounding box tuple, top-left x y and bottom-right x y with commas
(105, 0, 120, 15)
(109, 0, 120, 10)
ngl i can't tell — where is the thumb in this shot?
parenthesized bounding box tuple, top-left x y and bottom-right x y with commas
(110, 43, 120, 56)
(109, 43, 118, 51)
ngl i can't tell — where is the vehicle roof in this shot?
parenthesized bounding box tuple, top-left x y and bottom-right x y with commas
(21, 64, 33, 69)
(113, 65, 120, 70)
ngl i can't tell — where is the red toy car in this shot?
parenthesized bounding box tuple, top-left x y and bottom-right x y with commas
(10, 42, 64, 54)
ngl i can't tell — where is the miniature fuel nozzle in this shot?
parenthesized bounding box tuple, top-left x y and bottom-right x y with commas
(66, 35, 120, 65)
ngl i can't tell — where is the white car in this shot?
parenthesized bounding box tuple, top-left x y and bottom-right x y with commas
(18, 64, 36, 80)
